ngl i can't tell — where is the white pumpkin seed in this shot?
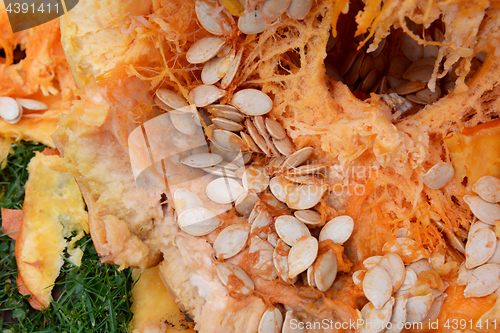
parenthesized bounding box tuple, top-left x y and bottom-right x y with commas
(261, 0, 291, 20)
(206, 177, 246, 204)
(240, 131, 262, 152)
(359, 298, 395, 333)
(488, 239, 500, 264)
(217, 161, 239, 170)
(363, 266, 393, 310)
(249, 236, 277, 280)
(221, 49, 243, 89)
(206, 104, 244, 122)
(286, 0, 312, 20)
(230, 89, 273, 116)
(242, 167, 270, 192)
(307, 265, 316, 287)
(464, 195, 500, 225)
(177, 207, 221, 236)
(181, 153, 223, 168)
(202, 56, 229, 85)
(251, 209, 273, 238)
(235, 190, 259, 216)
(170, 112, 198, 135)
(238, 9, 267, 35)
(212, 117, 245, 131)
(273, 240, 292, 283)
(254, 116, 269, 137)
(273, 136, 295, 156)
(464, 264, 500, 298)
(288, 236, 318, 279)
(378, 253, 406, 291)
(469, 219, 494, 237)
(282, 147, 313, 169)
(353, 270, 365, 286)
(465, 228, 497, 269)
(384, 295, 408, 333)
(314, 249, 338, 292)
(294, 210, 322, 226)
(213, 224, 250, 259)
(202, 166, 237, 178)
(408, 258, 431, 276)
(421, 162, 454, 189)
(319, 215, 354, 244)
(211, 129, 247, 153)
(275, 215, 311, 246)
(267, 232, 279, 247)
(15, 98, 47, 110)
(282, 311, 306, 333)
(246, 118, 270, 154)
(473, 176, 500, 203)
(269, 176, 292, 203)
(186, 37, 226, 64)
(406, 293, 434, 324)
(216, 262, 254, 295)
(156, 89, 188, 109)
(457, 262, 473, 286)
(286, 183, 327, 210)
(0, 97, 22, 122)
(363, 256, 382, 270)
(173, 188, 204, 214)
(258, 308, 283, 333)
(189, 85, 226, 107)
(195, 0, 231, 36)
(395, 268, 418, 297)
(264, 118, 287, 140)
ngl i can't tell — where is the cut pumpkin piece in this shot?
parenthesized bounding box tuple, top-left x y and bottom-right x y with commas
(129, 265, 196, 333)
(15, 152, 88, 309)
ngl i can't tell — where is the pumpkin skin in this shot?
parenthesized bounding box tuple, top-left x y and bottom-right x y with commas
(53, 0, 500, 332)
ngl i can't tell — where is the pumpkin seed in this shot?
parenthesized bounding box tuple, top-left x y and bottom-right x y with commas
(363, 266, 393, 310)
(379, 253, 406, 291)
(202, 56, 229, 85)
(0, 97, 22, 122)
(344, 51, 364, 86)
(238, 8, 267, 35)
(395, 268, 418, 297)
(363, 256, 382, 270)
(189, 84, 226, 107)
(251, 209, 273, 238)
(388, 56, 412, 79)
(402, 65, 434, 83)
(267, 232, 279, 247)
(423, 44, 439, 58)
(488, 239, 500, 264)
(359, 298, 395, 333)
(406, 293, 434, 324)
(173, 188, 204, 214)
(235, 190, 259, 216)
(212, 117, 245, 131)
(353, 270, 365, 286)
(254, 116, 269, 137)
(242, 166, 270, 192)
(286, 183, 327, 210)
(246, 118, 270, 154)
(213, 224, 251, 259)
(230, 89, 273, 116)
(401, 34, 423, 62)
(249, 236, 277, 280)
(464, 264, 500, 298)
(288, 236, 318, 279)
(15, 98, 48, 110)
(406, 93, 427, 105)
(339, 50, 359, 76)
(273, 240, 292, 283)
(258, 308, 283, 333)
(206, 177, 246, 204)
(306, 265, 316, 287)
(457, 262, 473, 286)
(202, 166, 237, 178)
(275, 215, 311, 246)
(286, 0, 312, 20)
(416, 86, 441, 104)
(394, 81, 427, 95)
(261, 0, 291, 20)
(432, 219, 465, 254)
(384, 295, 408, 333)
(360, 69, 380, 92)
(216, 262, 254, 295)
(221, 49, 243, 89)
(195, 0, 231, 36)
(465, 228, 497, 269)
(170, 112, 198, 135)
(359, 55, 375, 79)
(472, 176, 500, 203)
(186, 37, 226, 64)
(313, 249, 338, 292)
(282, 147, 313, 169)
(294, 210, 322, 226)
(177, 207, 221, 236)
(241, 131, 262, 152)
(319, 215, 354, 244)
(421, 162, 455, 189)
(211, 129, 247, 152)
(273, 136, 295, 156)
(282, 311, 306, 333)
(206, 104, 245, 122)
(269, 176, 291, 203)
(463, 195, 500, 225)
(407, 259, 431, 276)
(180, 153, 222, 168)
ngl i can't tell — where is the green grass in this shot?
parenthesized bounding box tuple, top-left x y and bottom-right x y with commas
(0, 141, 134, 333)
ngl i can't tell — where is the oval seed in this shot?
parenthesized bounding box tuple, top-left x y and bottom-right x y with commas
(202, 166, 237, 178)
(156, 88, 188, 109)
(457, 262, 473, 286)
(384, 295, 408, 333)
(275, 215, 310, 246)
(378, 253, 406, 291)
(463, 195, 500, 225)
(406, 293, 434, 324)
(269, 176, 292, 203)
(186, 37, 226, 64)
(211, 117, 245, 131)
(195, 0, 231, 36)
(242, 167, 270, 193)
(249, 236, 277, 280)
(359, 55, 375, 79)
(221, 49, 243, 89)
(206, 104, 243, 118)
(294, 210, 322, 226)
(267, 232, 279, 247)
(395, 268, 417, 297)
(407, 258, 431, 276)
(246, 118, 269, 154)
(240, 131, 262, 152)
(416, 86, 441, 104)
(170, 112, 197, 135)
(401, 34, 423, 62)
(319, 215, 354, 244)
(273, 240, 292, 283)
(359, 298, 395, 333)
(180, 153, 222, 168)
(238, 9, 267, 35)
(473, 176, 500, 203)
(363, 256, 382, 270)
(261, 0, 291, 20)
(15, 98, 47, 110)
(314, 250, 338, 292)
(288, 236, 318, 279)
(388, 56, 412, 79)
(273, 136, 295, 156)
(206, 177, 246, 204)
(394, 81, 427, 95)
(173, 188, 204, 214)
(286, 0, 312, 20)
(0, 97, 22, 121)
(421, 162, 454, 189)
(264, 118, 287, 140)
(282, 311, 306, 333)
(258, 308, 283, 333)
(211, 129, 247, 152)
(189, 85, 226, 107)
(286, 183, 326, 210)
(216, 262, 254, 295)
(213, 224, 250, 259)
(363, 266, 393, 310)
(231, 89, 273, 116)
(254, 116, 269, 137)
(353, 270, 365, 286)
(282, 147, 313, 169)
(251, 209, 273, 238)
(464, 264, 500, 298)
(465, 228, 497, 269)
(177, 207, 221, 236)
(235, 190, 259, 216)
(307, 265, 315, 287)
(402, 65, 434, 83)
(202, 56, 229, 85)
